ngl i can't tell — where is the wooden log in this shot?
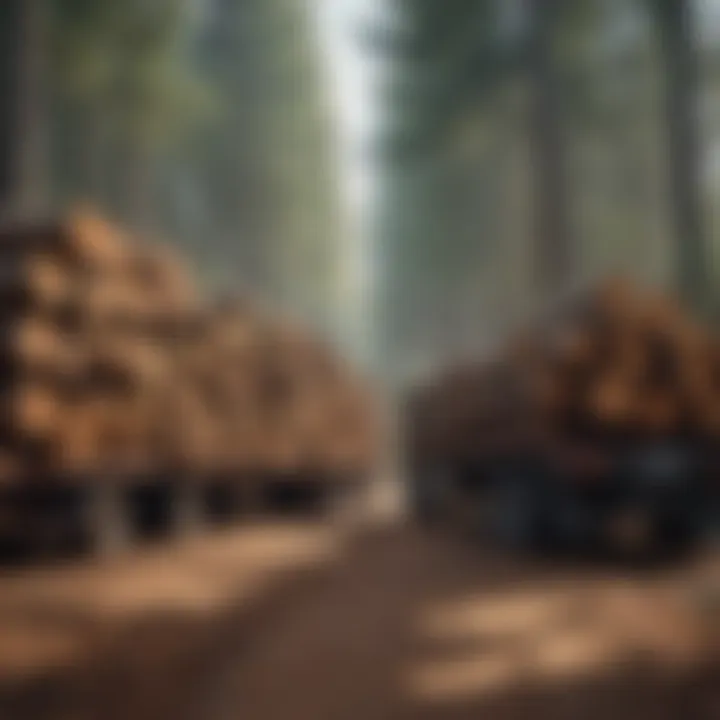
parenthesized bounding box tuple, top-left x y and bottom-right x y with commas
(0, 253, 73, 311)
(0, 315, 90, 384)
(5, 382, 63, 441)
(0, 206, 129, 272)
(123, 242, 200, 315)
(413, 277, 720, 466)
(83, 336, 168, 395)
(46, 399, 107, 474)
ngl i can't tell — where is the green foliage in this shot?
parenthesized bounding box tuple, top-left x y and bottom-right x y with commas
(53, 0, 214, 150)
(47, 0, 339, 330)
(360, 0, 710, 374)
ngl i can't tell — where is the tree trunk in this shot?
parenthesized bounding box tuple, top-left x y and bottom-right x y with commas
(83, 104, 111, 208)
(0, 0, 49, 217)
(123, 138, 156, 234)
(654, 0, 706, 310)
(526, 0, 573, 296)
(0, 0, 24, 213)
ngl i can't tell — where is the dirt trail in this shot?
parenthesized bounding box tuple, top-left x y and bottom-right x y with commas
(198, 524, 720, 720)
(0, 511, 718, 720)
(0, 520, 345, 720)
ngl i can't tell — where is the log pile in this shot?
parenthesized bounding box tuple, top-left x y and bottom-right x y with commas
(0, 208, 378, 487)
(251, 324, 377, 479)
(409, 278, 720, 465)
(172, 310, 378, 482)
(0, 209, 140, 477)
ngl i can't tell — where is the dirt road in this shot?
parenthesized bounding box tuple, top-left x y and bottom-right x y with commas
(0, 512, 718, 720)
(0, 520, 345, 720)
(198, 524, 720, 720)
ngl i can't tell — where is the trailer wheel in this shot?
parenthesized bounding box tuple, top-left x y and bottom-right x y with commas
(172, 478, 205, 538)
(654, 516, 701, 561)
(409, 463, 451, 526)
(487, 476, 541, 553)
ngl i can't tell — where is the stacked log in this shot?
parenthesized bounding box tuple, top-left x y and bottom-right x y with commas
(164, 301, 263, 477)
(142, 300, 378, 484)
(410, 278, 720, 466)
(218, 317, 378, 481)
(0, 208, 378, 495)
(255, 332, 377, 477)
(0, 209, 124, 475)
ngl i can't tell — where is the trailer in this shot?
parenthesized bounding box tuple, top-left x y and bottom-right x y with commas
(0, 210, 378, 558)
(405, 280, 720, 558)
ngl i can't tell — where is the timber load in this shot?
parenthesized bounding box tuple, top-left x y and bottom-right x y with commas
(409, 278, 720, 467)
(0, 208, 378, 489)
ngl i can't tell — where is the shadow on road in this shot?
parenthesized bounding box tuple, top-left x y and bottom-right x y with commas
(0, 522, 341, 720)
(197, 523, 719, 720)
(0, 521, 716, 720)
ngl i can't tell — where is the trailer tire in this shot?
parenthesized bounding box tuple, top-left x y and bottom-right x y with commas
(654, 516, 701, 561)
(487, 475, 542, 553)
(409, 463, 451, 526)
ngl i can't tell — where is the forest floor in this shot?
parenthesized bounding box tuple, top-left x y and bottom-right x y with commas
(0, 485, 718, 720)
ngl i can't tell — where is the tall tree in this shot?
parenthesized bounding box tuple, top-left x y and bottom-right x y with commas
(193, 0, 339, 325)
(51, 0, 339, 326)
(0, 0, 49, 215)
(357, 0, 509, 373)
(53, 0, 211, 233)
(652, 0, 707, 309)
(525, 0, 573, 295)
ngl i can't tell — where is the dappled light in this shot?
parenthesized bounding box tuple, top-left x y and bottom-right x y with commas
(0, 1, 718, 719)
(407, 577, 711, 707)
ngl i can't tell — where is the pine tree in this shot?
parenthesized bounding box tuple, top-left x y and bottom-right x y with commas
(652, 0, 707, 309)
(0, 0, 50, 215)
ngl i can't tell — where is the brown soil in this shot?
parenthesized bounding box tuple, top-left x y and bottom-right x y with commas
(0, 515, 717, 720)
